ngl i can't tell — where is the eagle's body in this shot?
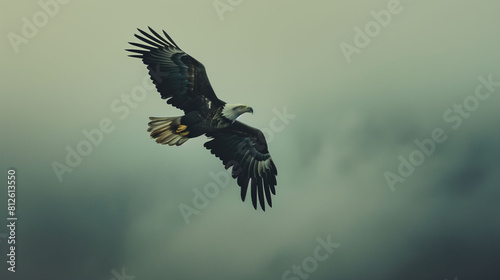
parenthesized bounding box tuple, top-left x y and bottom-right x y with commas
(127, 27, 277, 210)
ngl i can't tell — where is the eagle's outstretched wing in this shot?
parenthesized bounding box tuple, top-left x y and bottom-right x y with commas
(126, 27, 225, 113)
(204, 121, 278, 210)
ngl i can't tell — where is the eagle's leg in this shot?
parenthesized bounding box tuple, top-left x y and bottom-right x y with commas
(176, 111, 203, 137)
(176, 125, 188, 133)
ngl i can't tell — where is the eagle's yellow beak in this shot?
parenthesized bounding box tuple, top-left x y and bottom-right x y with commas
(246, 106, 254, 114)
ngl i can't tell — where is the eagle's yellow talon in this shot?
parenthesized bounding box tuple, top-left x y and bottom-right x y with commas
(176, 125, 187, 133)
(179, 131, 189, 136)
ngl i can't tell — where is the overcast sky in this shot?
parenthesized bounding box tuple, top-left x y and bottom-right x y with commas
(1, 0, 500, 279)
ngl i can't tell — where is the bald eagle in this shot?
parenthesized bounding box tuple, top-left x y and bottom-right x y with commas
(126, 27, 277, 210)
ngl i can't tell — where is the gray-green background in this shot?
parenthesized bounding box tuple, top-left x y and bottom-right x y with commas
(1, 0, 500, 279)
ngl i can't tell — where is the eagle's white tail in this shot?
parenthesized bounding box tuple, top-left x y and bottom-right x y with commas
(147, 117, 189, 146)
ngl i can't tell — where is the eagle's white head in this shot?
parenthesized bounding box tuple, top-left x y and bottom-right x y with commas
(222, 104, 253, 122)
